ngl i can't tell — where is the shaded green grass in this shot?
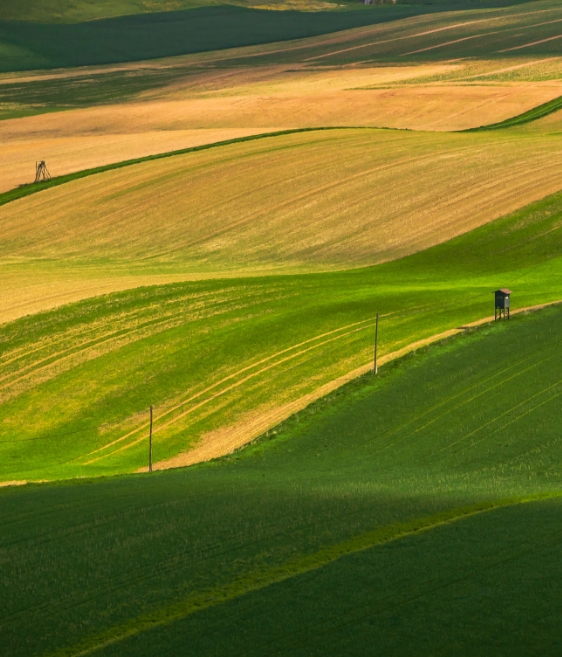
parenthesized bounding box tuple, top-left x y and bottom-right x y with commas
(0, 4, 454, 73)
(1, 304, 562, 657)
(0, 1, 552, 73)
(103, 496, 562, 657)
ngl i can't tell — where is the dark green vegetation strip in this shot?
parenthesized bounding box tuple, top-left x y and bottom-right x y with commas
(110, 496, 562, 657)
(0, 4, 461, 72)
(466, 94, 562, 132)
(0, 128, 337, 207)
(2, 306, 562, 656)
(49, 495, 556, 657)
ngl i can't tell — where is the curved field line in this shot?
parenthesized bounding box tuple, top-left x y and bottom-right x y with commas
(0, 291, 253, 396)
(464, 94, 562, 132)
(0, 288, 225, 365)
(302, 7, 561, 62)
(364, 347, 558, 458)
(426, 378, 562, 459)
(46, 493, 560, 657)
(0, 308, 189, 394)
(171, 300, 562, 471)
(500, 32, 562, 52)
(0, 129, 350, 211)
(405, 15, 562, 57)
(0, 114, 554, 239)
(365, 346, 562, 464)
(82, 319, 378, 463)
(403, 31, 501, 56)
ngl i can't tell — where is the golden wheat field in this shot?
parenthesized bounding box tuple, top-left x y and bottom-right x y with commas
(2, 0, 562, 191)
(2, 63, 561, 192)
(2, 126, 562, 323)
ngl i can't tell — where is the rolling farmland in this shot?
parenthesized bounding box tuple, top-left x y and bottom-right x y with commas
(1, 187, 561, 483)
(1, 0, 562, 654)
(2, 305, 562, 655)
(2, 126, 562, 323)
(2, 0, 562, 192)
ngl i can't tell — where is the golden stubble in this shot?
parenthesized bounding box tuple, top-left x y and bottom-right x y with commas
(2, 128, 562, 298)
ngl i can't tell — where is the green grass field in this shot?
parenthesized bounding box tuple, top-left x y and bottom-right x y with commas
(0, 4, 447, 72)
(1, 303, 561, 656)
(1, 2, 562, 652)
(1, 185, 561, 483)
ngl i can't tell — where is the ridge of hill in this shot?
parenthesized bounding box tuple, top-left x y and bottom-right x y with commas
(0, 0, 529, 24)
(4, 89, 562, 213)
(1, 126, 561, 321)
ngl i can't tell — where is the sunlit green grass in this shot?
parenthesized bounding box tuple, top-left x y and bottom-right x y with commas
(1, 187, 561, 482)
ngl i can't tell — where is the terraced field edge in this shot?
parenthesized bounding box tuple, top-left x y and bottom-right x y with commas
(49, 493, 559, 657)
(465, 94, 562, 132)
(0, 127, 351, 209)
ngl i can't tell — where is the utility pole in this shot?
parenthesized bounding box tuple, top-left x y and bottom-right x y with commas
(148, 405, 153, 473)
(374, 313, 379, 375)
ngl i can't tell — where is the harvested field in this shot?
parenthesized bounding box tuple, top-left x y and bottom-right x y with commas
(0, 127, 278, 193)
(2, 1, 562, 192)
(1, 127, 562, 324)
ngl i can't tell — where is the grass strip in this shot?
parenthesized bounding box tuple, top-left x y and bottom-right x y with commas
(464, 94, 562, 132)
(49, 492, 560, 657)
(8, 97, 558, 211)
(0, 127, 353, 210)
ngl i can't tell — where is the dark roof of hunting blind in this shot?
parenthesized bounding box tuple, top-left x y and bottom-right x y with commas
(495, 289, 512, 295)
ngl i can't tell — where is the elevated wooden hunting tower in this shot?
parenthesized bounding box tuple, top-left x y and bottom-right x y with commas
(494, 289, 511, 321)
(35, 161, 51, 184)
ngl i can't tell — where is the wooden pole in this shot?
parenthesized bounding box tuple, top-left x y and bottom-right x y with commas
(149, 405, 153, 473)
(374, 313, 379, 375)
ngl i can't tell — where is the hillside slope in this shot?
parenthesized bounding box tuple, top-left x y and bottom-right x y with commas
(0, 0, 559, 72)
(1, 187, 561, 483)
(0, 0, 529, 22)
(0, 126, 561, 325)
(1, 304, 561, 656)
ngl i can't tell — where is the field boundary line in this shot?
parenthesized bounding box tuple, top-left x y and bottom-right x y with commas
(46, 493, 561, 657)
(463, 93, 562, 132)
(1, 107, 558, 217)
(84, 320, 379, 464)
(153, 299, 562, 471)
(0, 128, 382, 210)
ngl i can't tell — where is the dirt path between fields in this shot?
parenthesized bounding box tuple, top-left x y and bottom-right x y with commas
(1, 300, 559, 487)
(150, 299, 562, 471)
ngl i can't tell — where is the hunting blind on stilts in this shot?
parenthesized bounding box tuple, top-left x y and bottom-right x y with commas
(35, 161, 51, 183)
(494, 289, 511, 321)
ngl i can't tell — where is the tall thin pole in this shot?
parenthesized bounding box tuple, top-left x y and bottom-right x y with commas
(374, 313, 379, 375)
(149, 405, 153, 473)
